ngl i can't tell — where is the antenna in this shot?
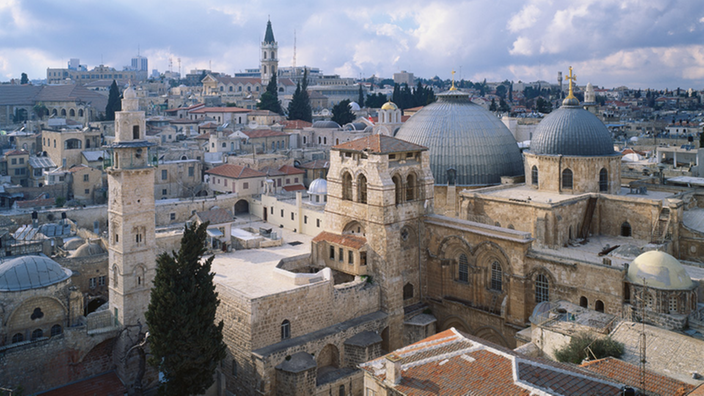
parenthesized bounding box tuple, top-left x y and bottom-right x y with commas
(178, 58, 181, 77)
(168, 58, 173, 73)
(292, 28, 297, 72)
(639, 278, 648, 394)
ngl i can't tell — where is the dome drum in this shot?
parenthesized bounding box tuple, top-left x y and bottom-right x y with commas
(524, 152, 621, 195)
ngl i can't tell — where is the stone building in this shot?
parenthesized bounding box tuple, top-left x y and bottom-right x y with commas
(41, 127, 102, 169)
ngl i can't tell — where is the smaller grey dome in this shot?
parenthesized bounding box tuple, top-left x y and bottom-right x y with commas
(312, 120, 341, 129)
(71, 241, 105, 258)
(0, 256, 72, 291)
(308, 178, 328, 195)
(530, 105, 615, 156)
(344, 122, 367, 131)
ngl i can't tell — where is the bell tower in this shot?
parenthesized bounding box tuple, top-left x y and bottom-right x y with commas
(261, 18, 278, 86)
(107, 86, 156, 327)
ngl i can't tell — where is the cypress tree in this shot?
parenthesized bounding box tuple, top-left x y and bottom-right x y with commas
(287, 69, 312, 122)
(331, 99, 355, 126)
(105, 80, 121, 121)
(257, 74, 282, 114)
(357, 84, 365, 108)
(146, 222, 226, 396)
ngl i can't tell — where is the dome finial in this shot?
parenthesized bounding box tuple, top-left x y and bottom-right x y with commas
(562, 66, 579, 106)
(450, 70, 457, 91)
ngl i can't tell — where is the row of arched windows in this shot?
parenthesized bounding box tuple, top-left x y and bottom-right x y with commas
(530, 166, 608, 192)
(392, 173, 417, 205)
(11, 324, 63, 344)
(579, 296, 605, 312)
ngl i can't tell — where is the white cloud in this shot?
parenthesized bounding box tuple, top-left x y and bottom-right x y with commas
(507, 4, 542, 33)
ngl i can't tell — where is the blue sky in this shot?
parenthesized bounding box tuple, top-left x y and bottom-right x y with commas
(1, 0, 703, 89)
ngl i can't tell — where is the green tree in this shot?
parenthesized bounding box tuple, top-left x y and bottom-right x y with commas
(536, 97, 552, 113)
(33, 102, 48, 119)
(287, 69, 312, 122)
(365, 93, 388, 108)
(495, 85, 507, 99)
(499, 98, 511, 113)
(555, 333, 624, 365)
(357, 84, 365, 108)
(257, 74, 282, 114)
(146, 222, 226, 396)
(20, 72, 29, 85)
(489, 98, 497, 112)
(331, 99, 355, 126)
(105, 80, 121, 121)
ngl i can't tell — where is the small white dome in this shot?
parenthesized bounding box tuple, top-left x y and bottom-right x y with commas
(123, 86, 137, 99)
(627, 251, 694, 290)
(308, 178, 328, 195)
(349, 101, 361, 111)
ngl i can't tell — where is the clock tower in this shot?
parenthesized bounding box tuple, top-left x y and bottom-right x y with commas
(107, 86, 156, 327)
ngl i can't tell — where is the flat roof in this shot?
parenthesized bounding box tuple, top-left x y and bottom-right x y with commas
(470, 184, 679, 205)
(211, 221, 314, 299)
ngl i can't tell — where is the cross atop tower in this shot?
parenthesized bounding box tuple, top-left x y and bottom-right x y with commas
(566, 66, 577, 99)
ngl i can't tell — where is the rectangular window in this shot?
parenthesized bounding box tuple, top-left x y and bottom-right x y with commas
(304, 216, 308, 224)
(243, 182, 249, 189)
(162, 189, 167, 195)
(188, 166, 194, 177)
(294, 177, 299, 183)
(277, 179, 281, 187)
(161, 169, 167, 180)
(348, 250, 354, 264)
(83, 174, 89, 182)
(224, 179, 228, 187)
(98, 276, 106, 286)
(270, 207, 274, 215)
(330, 246, 335, 260)
(19, 158, 24, 164)
(291, 212, 294, 220)
(84, 189, 90, 195)
(281, 209, 284, 217)
(339, 248, 344, 262)
(170, 213, 176, 220)
(136, 234, 142, 243)
(10, 158, 16, 165)
(360, 252, 367, 266)
(89, 277, 97, 288)
(317, 219, 321, 227)
(286, 178, 290, 184)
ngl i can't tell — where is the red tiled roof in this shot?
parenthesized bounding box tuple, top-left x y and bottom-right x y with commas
(5, 150, 28, 156)
(333, 135, 427, 154)
(14, 197, 55, 209)
(581, 358, 694, 396)
(690, 385, 704, 395)
(190, 106, 250, 114)
(206, 164, 266, 179)
(242, 129, 289, 138)
(278, 165, 305, 175)
(312, 231, 366, 249)
(38, 371, 126, 396)
(194, 132, 211, 140)
(283, 185, 306, 192)
(361, 329, 624, 396)
(280, 120, 313, 129)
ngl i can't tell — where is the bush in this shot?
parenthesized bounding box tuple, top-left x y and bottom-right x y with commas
(554, 333, 624, 364)
(55, 196, 66, 208)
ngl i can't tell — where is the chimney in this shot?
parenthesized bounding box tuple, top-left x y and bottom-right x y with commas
(385, 353, 403, 385)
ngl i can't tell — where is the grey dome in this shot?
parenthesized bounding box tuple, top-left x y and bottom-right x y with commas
(308, 178, 328, 195)
(312, 120, 340, 129)
(530, 105, 615, 156)
(395, 90, 524, 186)
(0, 255, 72, 291)
(70, 241, 105, 258)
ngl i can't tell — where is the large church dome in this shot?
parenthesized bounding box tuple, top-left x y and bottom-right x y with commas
(0, 255, 72, 291)
(395, 90, 524, 186)
(530, 103, 615, 156)
(626, 251, 694, 290)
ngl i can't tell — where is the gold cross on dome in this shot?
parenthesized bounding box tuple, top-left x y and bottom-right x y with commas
(450, 70, 457, 91)
(566, 66, 577, 99)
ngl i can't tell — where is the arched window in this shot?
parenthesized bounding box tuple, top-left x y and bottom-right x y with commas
(406, 173, 416, 201)
(535, 274, 549, 303)
(392, 175, 403, 205)
(271, 51, 275, 59)
(446, 168, 456, 186)
(458, 254, 469, 283)
(52, 109, 57, 116)
(357, 174, 367, 204)
(490, 261, 502, 291)
(69, 109, 75, 117)
(341, 172, 353, 201)
(78, 109, 84, 117)
(12, 333, 24, 343)
(281, 320, 291, 340)
(599, 168, 608, 192)
(263, 52, 267, 60)
(31, 328, 43, 341)
(60, 109, 67, 117)
(133, 125, 140, 140)
(531, 165, 539, 186)
(621, 222, 632, 237)
(562, 168, 573, 189)
(580, 296, 588, 308)
(51, 324, 63, 337)
(403, 283, 414, 300)
(595, 300, 604, 313)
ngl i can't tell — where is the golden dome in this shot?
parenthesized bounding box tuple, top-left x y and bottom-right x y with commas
(381, 101, 398, 111)
(626, 251, 694, 290)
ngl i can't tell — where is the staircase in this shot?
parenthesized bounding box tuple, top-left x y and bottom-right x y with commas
(652, 207, 672, 243)
(579, 197, 598, 240)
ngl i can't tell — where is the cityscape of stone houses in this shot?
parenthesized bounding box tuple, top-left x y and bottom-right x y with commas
(0, 18, 704, 396)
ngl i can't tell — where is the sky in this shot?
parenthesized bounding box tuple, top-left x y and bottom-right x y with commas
(1, 0, 703, 90)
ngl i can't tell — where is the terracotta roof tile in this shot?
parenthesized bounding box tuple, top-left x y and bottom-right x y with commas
(312, 231, 366, 250)
(38, 371, 126, 396)
(194, 132, 211, 140)
(283, 185, 306, 192)
(278, 165, 305, 175)
(333, 135, 427, 154)
(206, 164, 266, 179)
(242, 129, 289, 138)
(581, 357, 694, 396)
(5, 150, 28, 156)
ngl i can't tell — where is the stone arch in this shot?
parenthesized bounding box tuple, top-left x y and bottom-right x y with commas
(64, 138, 82, 149)
(531, 165, 539, 186)
(403, 282, 414, 300)
(473, 326, 509, 347)
(133, 264, 147, 288)
(317, 344, 340, 369)
(436, 235, 473, 260)
(60, 109, 67, 117)
(440, 316, 472, 334)
(357, 173, 367, 204)
(341, 171, 353, 201)
(234, 199, 249, 214)
(621, 221, 632, 237)
(342, 220, 365, 236)
(7, 296, 68, 334)
(69, 109, 75, 117)
(406, 172, 417, 201)
(474, 241, 513, 277)
(526, 266, 556, 304)
(580, 296, 588, 308)
(562, 168, 573, 189)
(599, 168, 608, 192)
(595, 300, 605, 313)
(392, 174, 403, 205)
(78, 109, 84, 117)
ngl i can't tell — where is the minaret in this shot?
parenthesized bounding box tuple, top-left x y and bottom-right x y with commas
(261, 19, 278, 86)
(107, 86, 156, 327)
